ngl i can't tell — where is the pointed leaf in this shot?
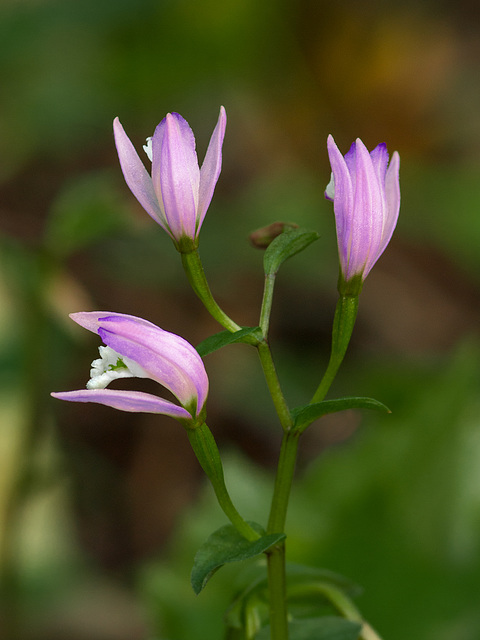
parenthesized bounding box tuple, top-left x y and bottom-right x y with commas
(256, 617, 362, 640)
(196, 326, 262, 357)
(191, 523, 285, 594)
(293, 397, 391, 432)
(263, 227, 320, 276)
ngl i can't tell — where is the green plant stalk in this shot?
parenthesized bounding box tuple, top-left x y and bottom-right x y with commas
(259, 264, 299, 639)
(311, 294, 358, 404)
(259, 273, 276, 338)
(265, 430, 300, 640)
(257, 342, 292, 433)
(263, 292, 360, 637)
(187, 423, 259, 541)
(181, 249, 242, 333)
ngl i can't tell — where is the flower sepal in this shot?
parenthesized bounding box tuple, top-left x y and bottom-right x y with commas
(175, 234, 198, 254)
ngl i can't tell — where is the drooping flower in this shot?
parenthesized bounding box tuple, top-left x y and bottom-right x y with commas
(113, 107, 226, 251)
(51, 312, 208, 422)
(325, 135, 400, 290)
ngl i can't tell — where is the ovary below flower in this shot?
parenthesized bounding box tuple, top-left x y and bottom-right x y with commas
(113, 107, 226, 252)
(52, 312, 209, 422)
(325, 135, 400, 291)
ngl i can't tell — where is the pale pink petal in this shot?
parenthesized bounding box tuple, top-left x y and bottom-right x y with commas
(197, 106, 227, 233)
(113, 118, 163, 226)
(326, 135, 353, 274)
(153, 113, 200, 240)
(51, 389, 191, 418)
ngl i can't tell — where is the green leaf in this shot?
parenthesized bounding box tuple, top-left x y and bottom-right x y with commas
(256, 617, 362, 640)
(196, 326, 262, 357)
(292, 397, 391, 432)
(263, 227, 320, 276)
(191, 523, 285, 595)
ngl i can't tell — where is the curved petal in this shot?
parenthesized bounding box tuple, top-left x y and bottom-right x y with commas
(70, 311, 155, 334)
(113, 118, 163, 226)
(378, 150, 400, 257)
(197, 106, 227, 233)
(153, 113, 200, 240)
(51, 389, 191, 418)
(327, 135, 353, 274)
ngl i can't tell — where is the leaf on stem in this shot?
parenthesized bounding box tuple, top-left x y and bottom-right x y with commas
(196, 326, 262, 357)
(292, 397, 391, 433)
(256, 616, 362, 640)
(263, 227, 320, 276)
(191, 523, 285, 595)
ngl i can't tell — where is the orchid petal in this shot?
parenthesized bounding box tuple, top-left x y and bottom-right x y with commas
(349, 139, 383, 280)
(51, 389, 192, 418)
(326, 135, 353, 273)
(198, 106, 226, 232)
(153, 113, 200, 240)
(113, 118, 163, 226)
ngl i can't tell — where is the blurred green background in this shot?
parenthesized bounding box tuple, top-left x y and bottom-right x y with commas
(1, 0, 480, 638)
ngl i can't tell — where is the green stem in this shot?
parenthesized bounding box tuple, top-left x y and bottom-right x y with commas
(311, 294, 358, 404)
(259, 274, 276, 338)
(265, 430, 300, 640)
(187, 423, 259, 541)
(266, 543, 288, 640)
(257, 264, 298, 639)
(181, 249, 242, 333)
(257, 342, 292, 432)
(267, 431, 300, 534)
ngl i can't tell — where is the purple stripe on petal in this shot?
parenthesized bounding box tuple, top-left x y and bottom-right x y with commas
(70, 311, 159, 335)
(198, 106, 227, 232)
(369, 143, 389, 183)
(51, 389, 191, 418)
(113, 118, 164, 227)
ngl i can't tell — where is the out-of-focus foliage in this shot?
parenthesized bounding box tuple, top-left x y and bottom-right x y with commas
(1, 0, 479, 638)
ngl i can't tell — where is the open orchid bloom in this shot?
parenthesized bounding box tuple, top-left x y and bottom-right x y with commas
(113, 107, 226, 251)
(52, 312, 208, 422)
(325, 135, 400, 285)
